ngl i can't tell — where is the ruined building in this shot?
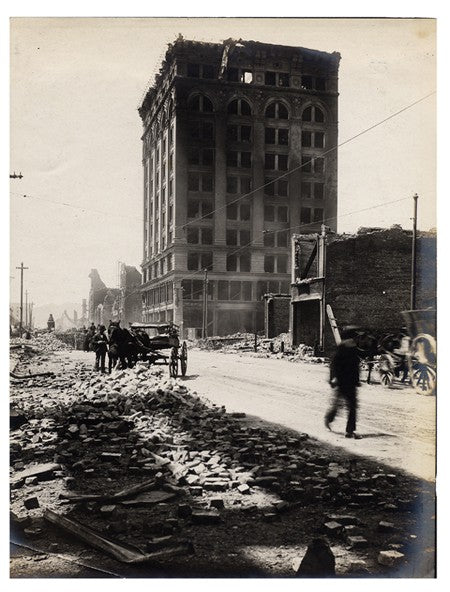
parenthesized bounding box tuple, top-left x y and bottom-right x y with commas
(139, 37, 340, 337)
(88, 265, 142, 327)
(291, 226, 437, 353)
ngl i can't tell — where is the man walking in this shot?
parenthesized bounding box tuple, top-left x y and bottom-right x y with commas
(92, 324, 108, 373)
(325, 327, 362, 439)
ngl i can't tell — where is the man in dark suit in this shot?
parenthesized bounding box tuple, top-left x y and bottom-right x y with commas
(325, 326, 362, 439)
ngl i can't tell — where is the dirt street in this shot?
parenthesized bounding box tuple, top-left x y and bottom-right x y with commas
(186, 349, 436, 482)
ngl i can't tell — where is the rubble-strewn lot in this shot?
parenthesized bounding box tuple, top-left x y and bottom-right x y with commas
(10, 335, 435, 578)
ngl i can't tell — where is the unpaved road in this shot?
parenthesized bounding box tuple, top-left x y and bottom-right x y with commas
(184, 349, 436, 482)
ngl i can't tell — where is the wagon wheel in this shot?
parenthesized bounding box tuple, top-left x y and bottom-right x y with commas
(408, 333, 436, 396)
(180, 341, 188, 377)
(169, 347, 178, 378)
(378, 353, 395, 387)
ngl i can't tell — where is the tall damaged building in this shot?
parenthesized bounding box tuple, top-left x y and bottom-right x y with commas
(139, 37, 340, 337)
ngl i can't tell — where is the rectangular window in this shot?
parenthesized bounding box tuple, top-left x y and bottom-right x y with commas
(265, 71, 276, 85)
(278, 179, 288, 196)
(227, 151, 238, 167)
(278, 73, 290, 87)
(241, 125, 251, 142)
(278, 205, 289, 223)
(300, 207, 311, 224)
(277, 254, 288, 273)
(241, 152, 251, 168)
(314, 183, 324, 200)
(242, 282, 252, 301)
(264, 255, 275, 273)
(264, 232, 275, 247)
(240, 251, 251, 272)
(301, 181, 312, 199)
(264, 178, 275, 196)
(226, 229, 238, 245)
(301, 75, 313, 89)
(314, 132, 325, 149)
(227, 203, 237, 220)
(314, 157, 324, 173)
(313, 208, 324, 222)
(218, 280, 229, 300)
(240, 229, 250, 245)
(241, 177, 252, 194)
(278, 129, 289, 145)
(302, 155, 312, 172)
(240, 203, 251, 220)
(230, 281, 241, 300)
(302, 131, 312, 147)
(202, 175, 214, 192)
(187, 199, 200, 218)
(227, 125, 239, 142)
(227, 254, 237, 272)
(265, 128, 276, 144)
(202, 227, 213, 244)
(278, 154, 288, 171)
(277, 230, 288, 248)
(188, 173, 199, 191)
(227, 176, 238, 194)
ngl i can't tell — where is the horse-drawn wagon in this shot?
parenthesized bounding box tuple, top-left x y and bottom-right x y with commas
(129, 322, 188, 378)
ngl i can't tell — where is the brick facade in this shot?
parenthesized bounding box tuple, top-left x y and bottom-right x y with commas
(291, 227, 436, 353)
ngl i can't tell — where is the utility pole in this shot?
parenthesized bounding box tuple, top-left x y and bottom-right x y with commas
(15, 262, 28, 334)
(202, 268, 209, 339)
(25, 290, 28, 328)
(29, 302, 34, 330)
(411, 193, 419, 310)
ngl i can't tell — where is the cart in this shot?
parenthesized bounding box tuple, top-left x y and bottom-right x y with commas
(401, 308, 436, 395)
(129, 322, 188, 378)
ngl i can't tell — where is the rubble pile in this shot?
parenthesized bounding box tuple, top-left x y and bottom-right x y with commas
(10, 359, 432, 576)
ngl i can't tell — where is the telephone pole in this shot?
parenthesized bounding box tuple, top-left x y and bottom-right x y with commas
(15, 262, 28, 334)
(202, 268, 209, 339)
(411, 193, 418, 310)
(25, 290, 28, 328)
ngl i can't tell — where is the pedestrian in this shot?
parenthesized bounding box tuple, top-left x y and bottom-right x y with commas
(92, 325, 108, 373)
(325, 326, 362, 439)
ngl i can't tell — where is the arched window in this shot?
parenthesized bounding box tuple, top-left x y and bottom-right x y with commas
(227, 98, 252, 116)
(301, 105, 325, 123)
(189, 94, 214, 113)
(265, 101, 289, 120)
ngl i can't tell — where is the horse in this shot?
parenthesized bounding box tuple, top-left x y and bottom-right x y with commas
(108, 321, 131, 371)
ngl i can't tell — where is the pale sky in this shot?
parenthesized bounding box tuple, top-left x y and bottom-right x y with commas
(9, 17, 436, 308)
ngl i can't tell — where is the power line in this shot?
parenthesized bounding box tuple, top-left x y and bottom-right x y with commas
(11, 90, 435, 230)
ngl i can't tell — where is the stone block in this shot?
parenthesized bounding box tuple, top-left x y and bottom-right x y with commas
(23, 496, 40, 510)
(347, 535, 368, 548)
(378, 550, 405, 566)
(237, 484, 251, 494)
(210, 497, 225, 509)
(191, 509, 221, 525)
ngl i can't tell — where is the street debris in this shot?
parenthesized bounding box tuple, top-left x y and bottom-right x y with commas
(44, 508, 193, 564)
(9, 335, 435, 577)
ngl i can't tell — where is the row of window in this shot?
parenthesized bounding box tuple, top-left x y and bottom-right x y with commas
(186, 201, 290, 222)
(188, 96, 326, 122)
(186, 62, 328, 93)
(142, 281, 174, 307)
(186, 251, 288, 274)
(143, 254, 173, 283)
(181, 278, 291, 302)
(184, 225, 289, 247)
